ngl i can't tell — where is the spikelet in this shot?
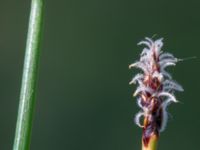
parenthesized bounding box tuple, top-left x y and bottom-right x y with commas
(129, 37, 183, 146)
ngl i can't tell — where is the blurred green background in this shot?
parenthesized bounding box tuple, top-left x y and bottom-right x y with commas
(0, 0, 199, 149)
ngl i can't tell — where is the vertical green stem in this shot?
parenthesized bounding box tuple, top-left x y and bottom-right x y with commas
(13, 0, 43, 150)
(142, 134, 158, 150)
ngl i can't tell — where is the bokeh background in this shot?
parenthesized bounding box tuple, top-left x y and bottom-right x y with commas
(0, 0, 199, 149)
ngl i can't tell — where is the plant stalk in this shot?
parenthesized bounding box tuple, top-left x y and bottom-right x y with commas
(142, 134, 158, 150)
(13, 0, 43, 150)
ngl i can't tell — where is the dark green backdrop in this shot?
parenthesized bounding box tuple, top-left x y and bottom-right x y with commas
(0, 0, 199, 149)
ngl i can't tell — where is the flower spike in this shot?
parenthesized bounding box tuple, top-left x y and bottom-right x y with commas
(129, 37, 183, 150)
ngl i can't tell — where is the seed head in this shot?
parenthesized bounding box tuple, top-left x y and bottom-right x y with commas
(129, 37, 183, 145)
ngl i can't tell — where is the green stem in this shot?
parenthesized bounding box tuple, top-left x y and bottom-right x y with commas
(142, 134, 158, 150)
(13, 0, 43, 150)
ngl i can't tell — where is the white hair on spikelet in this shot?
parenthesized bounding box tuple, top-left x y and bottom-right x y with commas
(129, 37, 183, 133)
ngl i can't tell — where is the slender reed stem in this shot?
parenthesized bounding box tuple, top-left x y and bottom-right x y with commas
(13, 0, 43, 150)
(142, 134, 158, 150)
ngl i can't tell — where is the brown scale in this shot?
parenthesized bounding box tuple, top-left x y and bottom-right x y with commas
(142, 97, 163, 147)
(141, 52, 163, 147)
